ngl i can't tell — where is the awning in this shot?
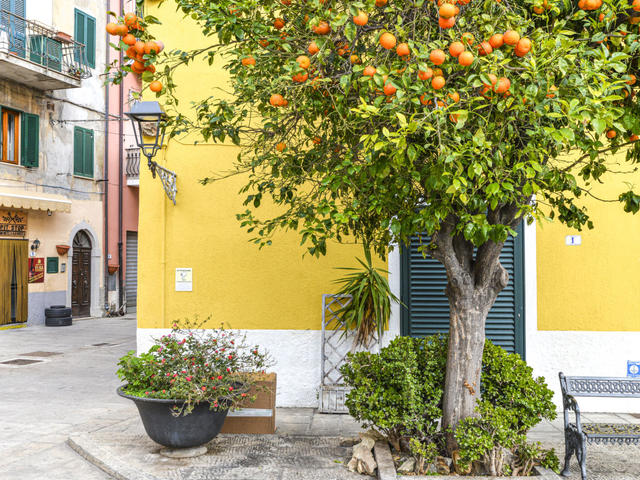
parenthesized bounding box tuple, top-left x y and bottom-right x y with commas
(0, 191, 72, 213)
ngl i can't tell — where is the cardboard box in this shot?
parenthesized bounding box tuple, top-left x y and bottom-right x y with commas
(220, 372, 276, 434)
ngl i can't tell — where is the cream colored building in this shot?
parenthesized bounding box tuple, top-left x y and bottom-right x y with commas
(0, 0, 108, 324)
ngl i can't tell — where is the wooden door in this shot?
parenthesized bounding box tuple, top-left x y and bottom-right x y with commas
(71, 231, 91, 317)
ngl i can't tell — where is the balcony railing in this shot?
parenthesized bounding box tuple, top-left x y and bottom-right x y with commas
(125, 148, 140, 186)
(0, 10, 91, 89)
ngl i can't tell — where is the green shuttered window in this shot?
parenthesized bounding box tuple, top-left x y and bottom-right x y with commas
(401, 224, 525, 357)
(74, 8, 96, 68)
(73, 126, 94, 178)
(20, 113, 39, 167)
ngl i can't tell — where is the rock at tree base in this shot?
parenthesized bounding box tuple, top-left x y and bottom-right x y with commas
(347, 433, 377, 475)
(397, 457, 416, 474)
(436, 455, 452, 474)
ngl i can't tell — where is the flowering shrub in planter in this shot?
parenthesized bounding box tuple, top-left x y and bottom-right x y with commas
(117, 319, 271, 416)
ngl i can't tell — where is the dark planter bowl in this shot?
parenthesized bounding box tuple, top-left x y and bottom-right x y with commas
(117, 387, 229, 448)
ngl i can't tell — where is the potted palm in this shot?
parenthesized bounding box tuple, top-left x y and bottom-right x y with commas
(117, 319, 271, 449)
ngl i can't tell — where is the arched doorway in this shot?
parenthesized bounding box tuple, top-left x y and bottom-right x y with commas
(71, 230, 92, 317)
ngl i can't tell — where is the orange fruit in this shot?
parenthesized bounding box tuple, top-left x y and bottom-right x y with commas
(124, 13, 137, 27)
(274, 18, 285, 30)
(396, 43, 410, 56)
(489, 34, 504, 49)
(458, 51, 474, 66)
(149, 81, 162, 92)
(606, 129, 617, 139)
(418, 68, 434, 80)
(106, 23, 119, 35)
(146, 64, 156, 73)
(116, 24, 129, 36)
(627, 74, 637, 85)
(420, 93, 432, 105)
(477, 41, 493, 56)
(134, 41, 145, 55)
(630, 134, 639, 142)
(495, 77, 511, 94)
(144, 41, 159, 55)
(308, 42, 319, 55)
(449, 41, 465, 57)
(503, 30, 520, 46)
(296, 55, 311, 69)
(383, 82, 397, 95)
(292, 72, 308, 82)
(241, 56, 256, 66)
(634, 0, 640, 11)
(375, 0, 388, 6)
(439, 16, 456, 29)
(313, 21, 331, 35)
(439, 3, 457, 18)
(270, 94, 285, 106)
(353, 11, 369, 26)
(430, 49, 446, 65)
(448, 91, 460, 102)
(259, 39, 270, 48)
(276, 142, 287, 152)
(125, 46, 136, 58)
(461, 32, 475, 45)
(350, 55, 361, 64)
(313, 136, 322, 144)
(379, 32, 397, 50)
(432, 76, 446, 89)
(281, 0, 291, 4)
(363, 65, 377, 76)
(515, 38, 531, 56)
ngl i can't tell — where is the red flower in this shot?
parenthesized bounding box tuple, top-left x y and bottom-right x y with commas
(201, 386, 207, 391)
(186, 376, 192, 381)
(218, 375, 223, 380)
(229, 386, 234, 391)
(228, 355, 233, 360)
(241, 393, 247, 397)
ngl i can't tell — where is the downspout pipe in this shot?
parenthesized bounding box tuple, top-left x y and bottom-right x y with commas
(118, 0, 124, 312)
(103, 0, 110, 311)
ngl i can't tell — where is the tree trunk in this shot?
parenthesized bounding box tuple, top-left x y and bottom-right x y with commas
(442, 282, 493, 453)
(430, 210, 521, 454)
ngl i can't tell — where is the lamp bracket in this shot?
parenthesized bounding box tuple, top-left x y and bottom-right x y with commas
(147, 158, 177, 205)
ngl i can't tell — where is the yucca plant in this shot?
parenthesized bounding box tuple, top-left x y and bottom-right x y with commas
(333, 248, 400, 348)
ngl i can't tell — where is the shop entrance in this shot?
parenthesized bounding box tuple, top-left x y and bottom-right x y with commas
(0, 239, 28, 325)
(71, 230, 92, 317)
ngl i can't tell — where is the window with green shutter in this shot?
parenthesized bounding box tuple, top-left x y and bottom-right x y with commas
(400, 223, 525, 357)
(74, 8, 96, 69)
(73, 126, 94, 178)
(20, 113, 39, 167)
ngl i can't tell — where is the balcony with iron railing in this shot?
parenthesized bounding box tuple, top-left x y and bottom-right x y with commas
(0, 10, 91, 90)
(125, 147, 140, 187)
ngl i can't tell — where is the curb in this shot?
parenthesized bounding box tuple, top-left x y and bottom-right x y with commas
(67, 434, 161, 480)
(373, 440, 562, 479)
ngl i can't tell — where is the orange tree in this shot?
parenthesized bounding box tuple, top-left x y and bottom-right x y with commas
(114, 0, 640, 447)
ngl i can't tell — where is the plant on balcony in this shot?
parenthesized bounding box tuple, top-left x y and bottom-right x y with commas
(332, 248, 399, 348)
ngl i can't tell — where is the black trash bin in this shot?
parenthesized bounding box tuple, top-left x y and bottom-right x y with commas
(45, 306, 72, 326)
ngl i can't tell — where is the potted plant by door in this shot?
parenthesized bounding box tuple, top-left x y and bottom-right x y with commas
(116, 319, 271, 449)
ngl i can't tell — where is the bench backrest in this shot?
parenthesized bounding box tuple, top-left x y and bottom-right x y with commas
(559, 372, 640, 398)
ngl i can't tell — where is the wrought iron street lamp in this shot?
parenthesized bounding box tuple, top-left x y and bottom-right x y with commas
(125, 101, 177, 204)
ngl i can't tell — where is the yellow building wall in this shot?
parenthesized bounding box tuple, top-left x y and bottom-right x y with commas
(138, 3, 378, 330)
(537, 153, 640, 331)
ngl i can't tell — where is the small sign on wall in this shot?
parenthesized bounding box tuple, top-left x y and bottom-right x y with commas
(28, 257, 44, 283)
(565, 235, 582, 246)
(175, 268, 192, 292)
(628, 361, 640, 378)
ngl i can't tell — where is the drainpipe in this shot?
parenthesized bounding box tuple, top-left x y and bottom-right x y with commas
(104, 0, 110, 310)
(118, 0, 124, 311)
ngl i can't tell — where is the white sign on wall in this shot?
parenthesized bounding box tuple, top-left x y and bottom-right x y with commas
(565, 235, 582, 246)
(175, 268, 193, 292)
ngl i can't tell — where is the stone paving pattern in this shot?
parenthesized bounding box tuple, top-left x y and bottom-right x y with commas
(1, 317, 639, 479)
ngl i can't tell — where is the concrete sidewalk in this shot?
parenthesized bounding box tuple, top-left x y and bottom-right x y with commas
(1, 316, 639, 479)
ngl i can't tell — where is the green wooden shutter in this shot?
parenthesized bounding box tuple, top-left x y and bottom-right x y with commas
(83, 129, 94, 177)
(85, 14, 96, 68)
(20, 113, 39, 167)
(401, 223, 525, 356)
(73, 126, 84, 175)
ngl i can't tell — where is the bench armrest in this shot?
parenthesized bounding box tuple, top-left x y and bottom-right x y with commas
(562, 392, 584, 435)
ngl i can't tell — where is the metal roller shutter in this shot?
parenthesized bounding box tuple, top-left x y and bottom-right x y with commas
(401, 224, 525, 357)
(125, 232, 138, 312)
